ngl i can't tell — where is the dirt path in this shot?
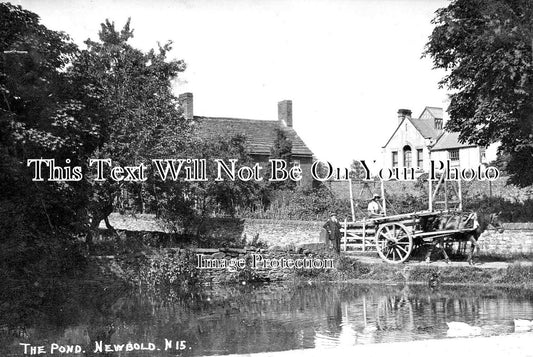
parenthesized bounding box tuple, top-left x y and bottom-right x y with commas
(219, 332, 533, 357)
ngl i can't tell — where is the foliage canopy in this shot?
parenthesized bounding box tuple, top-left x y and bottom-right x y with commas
(424, 0, 533, 187)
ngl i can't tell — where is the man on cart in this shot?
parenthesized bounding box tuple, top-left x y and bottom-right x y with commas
(367, 194, 384, 218)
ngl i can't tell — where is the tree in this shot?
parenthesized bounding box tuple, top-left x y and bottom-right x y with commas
(349, 160, 367, 181)
(424, 0, 533, 187)
(172, 134, 262, 235)
(69, 19, 192, 245)
(270, 128, 292, 162)
(268, 128, 296, 190)
(0, 3, 94, 239)
(0, 2, 94, 298)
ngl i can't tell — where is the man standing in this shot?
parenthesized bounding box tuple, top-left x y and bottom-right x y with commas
(323, 213, 342, 254)
(367, 194, 384, 218)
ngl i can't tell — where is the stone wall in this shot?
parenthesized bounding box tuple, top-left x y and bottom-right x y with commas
(196, 217, 325, 246)
(477, 223, 533, 258)
(101, 214, 533, 258)
(172, 217, 325, 247)
(102, 214, 324, 247)
(238, 219, 323, 247)
(196, 219, 533, 258)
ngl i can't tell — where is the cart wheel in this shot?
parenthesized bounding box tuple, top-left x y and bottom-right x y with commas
(375, 222, 413, 264)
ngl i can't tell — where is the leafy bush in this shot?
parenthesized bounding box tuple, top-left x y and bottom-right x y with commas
(336, 256, 371, 277)
(464, 196, 533, 222)
(233, 254, 269, 283)
(239, 180, 533, 223)
(136, 250, 199, 288)
(382, 193, 428, 215)
(239, 185, 352, 221)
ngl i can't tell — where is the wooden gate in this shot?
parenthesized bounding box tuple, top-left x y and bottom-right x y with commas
(340, 218, 376, 253)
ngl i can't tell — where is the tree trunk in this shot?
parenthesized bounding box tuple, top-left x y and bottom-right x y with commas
(87, 202, 115, 253)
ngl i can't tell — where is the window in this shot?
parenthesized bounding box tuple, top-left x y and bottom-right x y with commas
(480, 147, 487, 163)
(392, 151, 398, 168)
(403, 145, 412, 168)
(449, 149, 459, 161)
(417, 149, 423, 168)
(435, 118, 443, 130)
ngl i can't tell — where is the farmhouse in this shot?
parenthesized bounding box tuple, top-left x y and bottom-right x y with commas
(382, 107, 498, 172)
(179, 92, 315, 186)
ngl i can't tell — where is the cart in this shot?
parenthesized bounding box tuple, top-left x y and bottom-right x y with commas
(341, 168, 476, 264)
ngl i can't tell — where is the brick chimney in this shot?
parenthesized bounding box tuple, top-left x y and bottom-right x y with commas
(397, 108, 412, 124)
(179, 92, 193, 120)
(278, 100, 292, 127)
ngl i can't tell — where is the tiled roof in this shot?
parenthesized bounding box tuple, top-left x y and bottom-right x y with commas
(408, 118, 440, 139)
(424, 107, 443, 119)
(193, 116, 314, 156)
(383, 117, 441, 148)
(431, 131, 476, 151)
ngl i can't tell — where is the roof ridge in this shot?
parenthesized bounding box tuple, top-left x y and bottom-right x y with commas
(195, 116, 277, 123)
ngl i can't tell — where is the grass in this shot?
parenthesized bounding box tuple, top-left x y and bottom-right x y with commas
(330, 258, 533, 289)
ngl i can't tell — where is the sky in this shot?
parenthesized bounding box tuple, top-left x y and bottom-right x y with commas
(13, 0, 449, 166)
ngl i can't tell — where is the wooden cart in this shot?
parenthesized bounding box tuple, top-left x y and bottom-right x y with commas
(341, 168, 475, 264)
(341, 210, 478, 263)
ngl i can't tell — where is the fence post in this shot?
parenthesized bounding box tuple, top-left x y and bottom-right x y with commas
(428, 175, 433, 211)
(380, 180, 386, 216)
(349, 178, 355, 222)
(362, 218, 366, 251)
(343, 218, 347, 252)
(458, 178, 463, 211)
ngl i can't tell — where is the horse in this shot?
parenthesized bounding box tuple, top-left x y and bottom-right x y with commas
(423, 211, 504, 265)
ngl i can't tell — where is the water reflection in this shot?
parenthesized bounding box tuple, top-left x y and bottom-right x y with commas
(2, 283, 533, 356)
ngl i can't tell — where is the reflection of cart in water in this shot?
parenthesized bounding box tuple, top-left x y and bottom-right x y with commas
(341, 169, 480, 263)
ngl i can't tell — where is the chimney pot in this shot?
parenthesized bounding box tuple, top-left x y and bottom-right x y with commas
(278, 100, 292, 127)
(397, 108, 412, 124)
(179, 92, 193, 120)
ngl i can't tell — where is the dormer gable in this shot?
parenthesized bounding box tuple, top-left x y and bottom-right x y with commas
(418, 106, 444, 131)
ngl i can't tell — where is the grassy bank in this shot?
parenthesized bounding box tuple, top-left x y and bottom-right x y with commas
(320, 256, 533, 290)
(88, 248, 533, 291)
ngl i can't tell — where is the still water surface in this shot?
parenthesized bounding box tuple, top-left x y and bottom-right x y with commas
(3, 283, 533, 356)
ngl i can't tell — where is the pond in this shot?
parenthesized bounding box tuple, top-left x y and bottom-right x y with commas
(2, 282, 533, 356)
